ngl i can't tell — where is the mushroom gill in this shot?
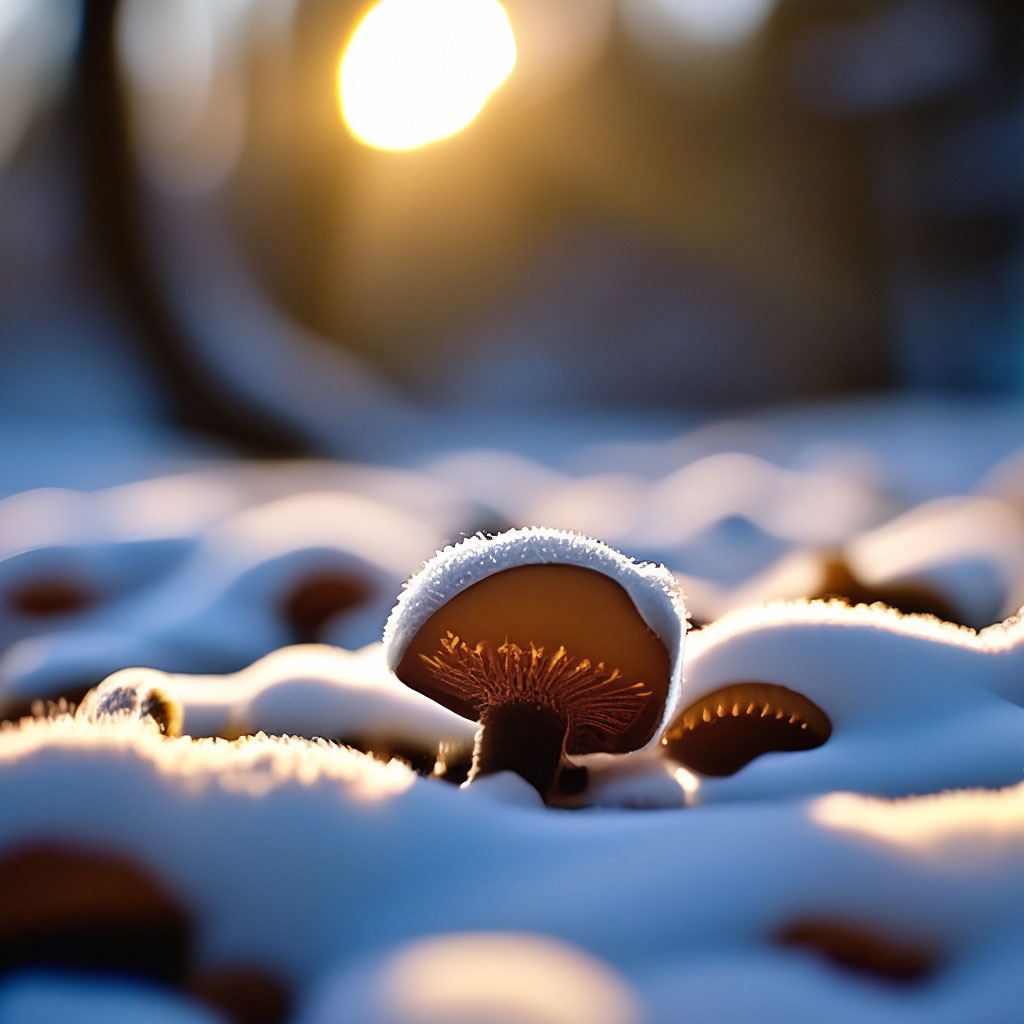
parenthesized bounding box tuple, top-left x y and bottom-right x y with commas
(417, 632, 653, 795)
(661, 681, 831, 776)
(419, 633, 651, 748)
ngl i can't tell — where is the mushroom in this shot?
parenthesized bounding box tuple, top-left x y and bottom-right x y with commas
(658, 599, 1024, 803)
(7, 576, 97, 618)
(775, 917, 938, 984)
(661, 680, 832, 776)
(383, 528, 686, 800)
(0, 843, 194, 985)
(76, 673, 183, 737)
(188, 963, 293, 1024)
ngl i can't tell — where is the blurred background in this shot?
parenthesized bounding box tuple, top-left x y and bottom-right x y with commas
(1, 0, 1021, 474)
(0, 0, 1023, 747)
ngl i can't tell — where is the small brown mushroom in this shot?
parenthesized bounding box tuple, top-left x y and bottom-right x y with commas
(776, 917, 938, 983)
(7, 577, 96, 618)
(384, 529, 686, 801)
(661, 681, 831, 776)
(280, 571, 372, 644)
(188, 964, 293, 1024)
(0, 843, 193, 985)
(813, 556, 962, 625)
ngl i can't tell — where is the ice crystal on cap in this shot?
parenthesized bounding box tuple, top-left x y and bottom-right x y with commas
(383, 528, 686, 797)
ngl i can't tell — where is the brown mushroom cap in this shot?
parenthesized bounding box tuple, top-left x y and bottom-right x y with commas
(814, 556, 962, 625)
(661, 681, 832, 776)
(0, 843, 193, 984)
(281, 570, 372, 643)
(776, 917, 938, 983)
(395, 563, 672, 754)
(7, 577, 97, 617)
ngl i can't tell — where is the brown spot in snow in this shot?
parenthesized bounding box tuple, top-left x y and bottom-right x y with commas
(0, 843, 193, 984)
(815, 557, 962, 625)
(777, 917, 937, 983)
(281, 572, 371, 643)
(8, 578, 96, 618)
(189, 964, 292, 1024)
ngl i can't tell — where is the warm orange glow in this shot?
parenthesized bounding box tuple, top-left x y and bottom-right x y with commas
(338, 0, 516, 152)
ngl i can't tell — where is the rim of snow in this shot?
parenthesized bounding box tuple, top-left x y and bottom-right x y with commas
(692, 596, 1024, 651)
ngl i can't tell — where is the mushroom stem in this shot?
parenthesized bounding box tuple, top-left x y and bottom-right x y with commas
(469, 701, 568, 798)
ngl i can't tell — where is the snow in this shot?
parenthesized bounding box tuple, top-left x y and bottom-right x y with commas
(2, 716, 1024, 1022)
(845, 496, 1024, 625)
(0, 491, 450, 710)
(76, 642, 478, 750)
(298, 932, 645, 1024)
(0, 974, 223, 1024)
(1, 396, 1024, 1021)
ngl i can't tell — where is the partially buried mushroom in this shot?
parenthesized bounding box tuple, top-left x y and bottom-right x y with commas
(383, 528, 687, 801)
(76, 673, 183, 736)
(661, 681, 832, 776)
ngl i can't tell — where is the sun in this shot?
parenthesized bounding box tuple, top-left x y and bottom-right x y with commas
(338, 0, 517, 152)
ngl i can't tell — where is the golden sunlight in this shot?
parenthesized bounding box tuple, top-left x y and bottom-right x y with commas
(338, 0, 517, 152)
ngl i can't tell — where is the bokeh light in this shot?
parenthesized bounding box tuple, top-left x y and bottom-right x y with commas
(0, 0, 77, 169)
(116, 0, 249, 194)
(338, 0, 517, 152)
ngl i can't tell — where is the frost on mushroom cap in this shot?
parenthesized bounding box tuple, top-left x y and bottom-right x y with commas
(383, 528, 687, 754)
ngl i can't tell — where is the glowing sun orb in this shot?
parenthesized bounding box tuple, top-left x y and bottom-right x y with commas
(339, 0, 517, 152)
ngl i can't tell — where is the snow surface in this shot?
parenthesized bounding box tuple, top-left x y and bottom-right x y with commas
(298, 932, 645, 1024)
(2, 717, 1024, 1023)
(0, 974, 222, 1024)
(1, 396, 1024, 1022)
(0, 491, 450, 709)
(75, 642, 477, 751)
